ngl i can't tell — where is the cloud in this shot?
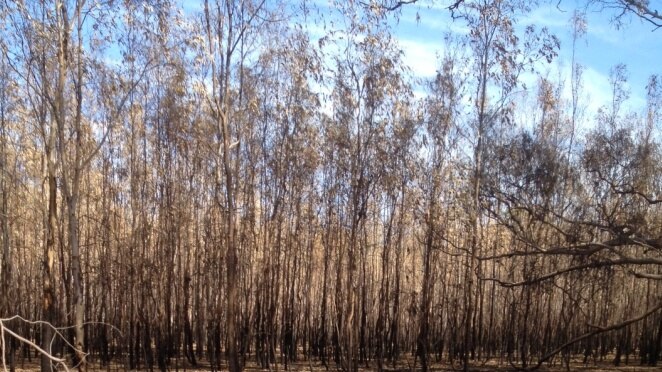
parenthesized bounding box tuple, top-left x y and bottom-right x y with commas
(532, 61, 646, 123)
(397, 4, 470, 35)
(297, 0, 652, 123)
(581, 66, 646, 116)
(528, 63, 609, 116)
(398, 38, 439, 78)
(579, 66, 611, 113)
(518, 3, 569, 29)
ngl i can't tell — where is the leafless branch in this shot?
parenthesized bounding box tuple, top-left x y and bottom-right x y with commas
(0, 317, 70, 372)
(481, 257, 662, 287)
(523, 301, 662, 370)
(359, 0, 465, 12)
(629, 270, 662, 280)
(619, 0, 662, 29)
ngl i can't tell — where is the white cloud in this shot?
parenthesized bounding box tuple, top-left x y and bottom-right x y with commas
(580, 66, 645, 116)
(518, 3, 569, 29)
(398, 38, 439, 78)
(576, 66, 611, 115)
(585, 21, 625, 46)
(528, 62, 612, 120)
(521, 60, 647, 128)
(398, 5, 470, 35)
(411, 14, 470, 35)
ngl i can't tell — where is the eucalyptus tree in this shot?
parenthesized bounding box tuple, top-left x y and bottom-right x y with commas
(414, 47, 466, 371)
(320, 4, 414, 366)
(451, 1, 559, 368)
(0, 40, 18, 371)
(48, 2, 146, 368)
(116, 1, 153, 368)
(479, 61, 661, 368)
(1, 2, 65, 369)
(1, 1, 149, 370)
(198, 0, 274, 370)
(247, 24, 323, 368)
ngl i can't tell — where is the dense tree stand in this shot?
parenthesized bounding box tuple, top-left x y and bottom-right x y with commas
(0, 0, 660, 371)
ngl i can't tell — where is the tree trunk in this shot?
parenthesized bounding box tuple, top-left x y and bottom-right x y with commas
(41, 154, 57, 372)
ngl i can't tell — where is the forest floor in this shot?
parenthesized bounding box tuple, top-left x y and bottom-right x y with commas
(4, 356, 662, 371)
(5, 354, 662, 372)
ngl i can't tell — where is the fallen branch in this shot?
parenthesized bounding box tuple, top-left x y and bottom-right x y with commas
(0, 316, 80, 372)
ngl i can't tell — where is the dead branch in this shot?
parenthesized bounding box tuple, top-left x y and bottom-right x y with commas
(481, 257, 662, 287)
(359, 0, 465, 12)
(0, 317, 70, 372)
(523, 300, 662, 371)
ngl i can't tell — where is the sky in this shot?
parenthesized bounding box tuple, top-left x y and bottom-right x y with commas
(374, 0, 661, 115)
(181, 0, 660, 117)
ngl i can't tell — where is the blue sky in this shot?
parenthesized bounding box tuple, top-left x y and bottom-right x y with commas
(181, 0, 659, 116)
(381, 0, 660, 114)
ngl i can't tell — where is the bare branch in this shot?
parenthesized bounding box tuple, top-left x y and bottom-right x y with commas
(478, 241, 611, 260)
(629, 270, 662, 280)
(79, 57, 159, 171)
(482, 257, 662, 287)
(0, 318, 70, 372)
(359, 0, 465, 12)
(524, 301, 662, 370)
(359, 0, 418, 12)
(620, 0, 662, 28)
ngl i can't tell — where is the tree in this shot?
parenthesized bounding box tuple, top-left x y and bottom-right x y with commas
(200, 1, 272, 370)
(480, 67, 662, 368)
(415, 49, 464, 371)
(1, 2, 62, 369)
(0, 39, 17, 372)
(587, 0, 662, 28)
(365, 0, 662, 28)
